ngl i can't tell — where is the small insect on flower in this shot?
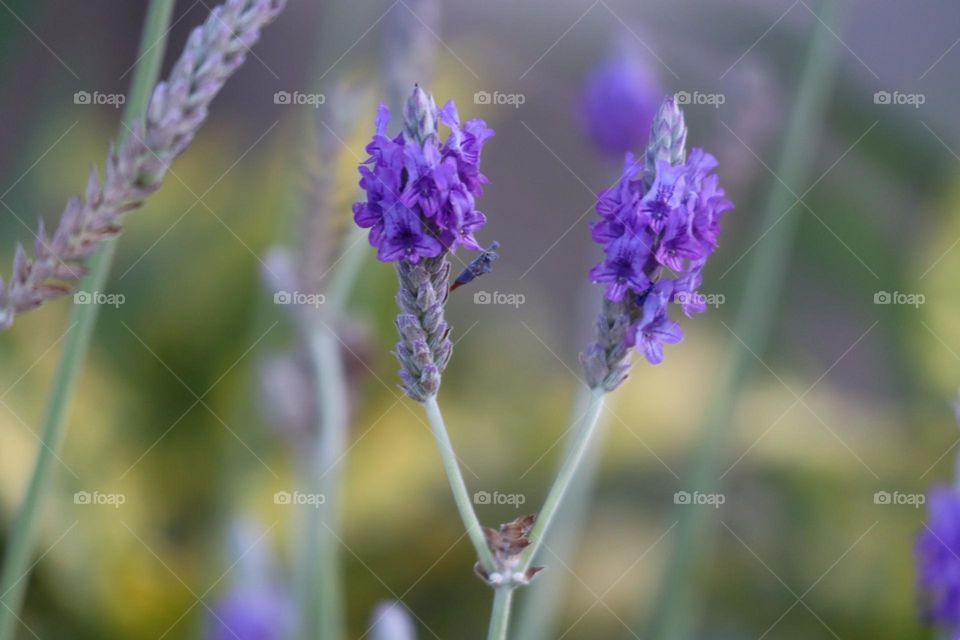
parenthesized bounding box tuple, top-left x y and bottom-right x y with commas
(450, 241, 500, 291)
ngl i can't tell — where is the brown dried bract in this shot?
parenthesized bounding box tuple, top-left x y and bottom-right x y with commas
(474, 515, 545, 587)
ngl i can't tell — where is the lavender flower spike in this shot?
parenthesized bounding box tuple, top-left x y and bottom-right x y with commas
(353, 85, 494, 400)
(582, 96, 732, 390)
(0, 0, 286, 331)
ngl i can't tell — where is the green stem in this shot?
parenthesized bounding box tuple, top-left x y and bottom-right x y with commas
(512, 386, 608, 640)
(421, 395, 496, 572)
(484, 388, 605, 640)
(303, 327, 348, 640)
(647, 3, 847, 639)
(487, 587, 514, 640)
(326, 226, 368, 309)
(518, 388, 605, 574)
(0, 2, 175, 638)
(298, 226, 368, 640)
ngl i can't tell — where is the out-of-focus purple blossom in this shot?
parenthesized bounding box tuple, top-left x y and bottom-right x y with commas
(917, 485, 960, 634)
(583, 97, 732, 388)
(579, 45, 662, 157)
(207, 521, 296, 640)
(208, 585, 296, 640)
(353, 86, 494, 264)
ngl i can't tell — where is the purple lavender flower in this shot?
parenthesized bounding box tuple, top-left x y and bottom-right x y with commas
(588, 234, 651, 302)
(583, 97, 732, 388)
(353, 86, 494, 264)
(354, 86, 494, 401)
(917, 486, 960, 634)
(634, 281, 683, 365)
(579, 44, 662, 157)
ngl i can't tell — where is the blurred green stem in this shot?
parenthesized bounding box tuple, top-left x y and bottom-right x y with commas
(305, 328, 348, 640)
(487, 587, 514, 640)
(422, 396, 497, 572)
(647, 3, 846, 639)
(300, 225, 368, 640)
(0, 2, 175, 638)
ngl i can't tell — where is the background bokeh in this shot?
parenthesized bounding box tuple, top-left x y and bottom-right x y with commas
(1, 0, 959, 638)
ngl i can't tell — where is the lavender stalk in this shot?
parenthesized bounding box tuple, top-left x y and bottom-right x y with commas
(0, 2, 285, 637)
(351, 85, 498, 573)
(0, 1, 179, 635)
(283, 82, 372, 640)
(495, 98, 732, 639)
(0, 0, 286, 329)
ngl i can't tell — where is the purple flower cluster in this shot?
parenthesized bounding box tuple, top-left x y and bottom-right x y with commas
(589, 146, 732, 365)
(917, 486, 960, 633)
(353, 86, 494, 263)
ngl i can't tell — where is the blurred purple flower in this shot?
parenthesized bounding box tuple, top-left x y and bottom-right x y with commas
(208, 585, 296, 640)
(917, 486, 960, 634)
(353, 86, 494, 264)
(207, 521, 296, 640)
(579, 47, 662, 157)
